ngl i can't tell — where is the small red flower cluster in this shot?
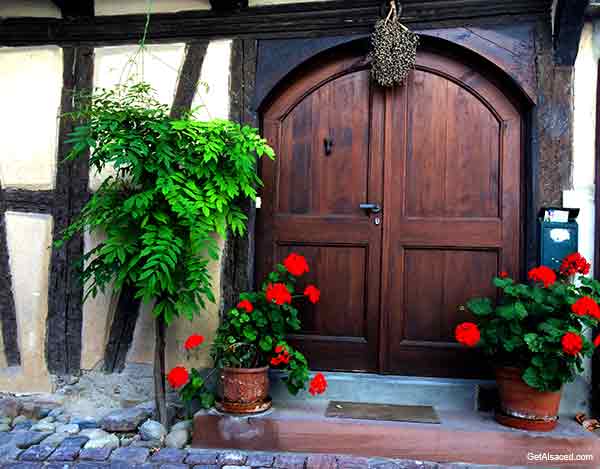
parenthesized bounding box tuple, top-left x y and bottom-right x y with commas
(270, 345, 290, 366)
(498, 271, 509, 279)
(561, 332, 583, 356)
(167, 366, 189, 389)
(284, 253, 310, 277)
(309, 372, 327, 396)
(455, 322, 480, 347)
(528, 266, 557, 288)
(571, 296, 600, 319)
(266, 282, 292, 305)
(560, 252, 591, 277)
(184, 334, 204, 350)
(304, 285, 320, 304)
(237, 299, 253, 313)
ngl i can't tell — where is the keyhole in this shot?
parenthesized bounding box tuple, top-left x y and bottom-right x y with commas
(324, 137, 334, 156)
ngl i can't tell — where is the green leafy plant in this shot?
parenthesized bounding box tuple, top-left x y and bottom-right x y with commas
(456, 253, 600, 391)
(167, 252, 328, 405)
(57, 82, 274, 422)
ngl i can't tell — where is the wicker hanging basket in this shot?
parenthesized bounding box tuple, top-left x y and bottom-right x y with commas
(371, 1, 420, 87)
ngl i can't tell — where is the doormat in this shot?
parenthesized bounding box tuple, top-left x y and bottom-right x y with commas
(325, 401, 440, 424)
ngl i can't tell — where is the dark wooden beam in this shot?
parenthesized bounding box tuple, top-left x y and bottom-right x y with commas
(103, 287, 141, 373)
(170, 41, 210, 119)
(553, 0, 590, 66)
(46, 46, 94, 376)
(3, 190, 54, 214)
(593, 58, 600, 416)
(209, 0, 248, 12)
(221, 38, 259, 316)
(0, 0, 551, 46)
(0, 207, 20, 367)
(51, 0, 94, 18)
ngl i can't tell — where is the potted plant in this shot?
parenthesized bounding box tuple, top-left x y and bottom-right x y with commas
(167, 252, 327, 414)
(456, 253, 600, 431)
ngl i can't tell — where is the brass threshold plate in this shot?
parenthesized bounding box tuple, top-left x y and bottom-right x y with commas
(325, 400, 440, 424)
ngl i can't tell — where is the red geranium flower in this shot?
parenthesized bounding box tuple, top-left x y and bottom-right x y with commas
(594, 335, 600, 348)
(498, 271, 509, 279)
(266, 283, 292, 305)
(270, 345, 291, 366)
(561, 332, 583, 356)
(571, 296, 600, 319)
(309, 372, 327, 396)
(283, 253, 310, 277)
(560, 252, 591, 277)
(528, 266, 557, 288)
(304, 285, 321, 304)
(237, 299, 254, 313)
(167, 366, 189, 389)
(455, 322, 480, 347)
(184, 334, 204, 350)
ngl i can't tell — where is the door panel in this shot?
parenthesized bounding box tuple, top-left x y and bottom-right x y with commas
(258, 47, 522, 377)
(258, 53, 384, 372)
(381, 51, 521, 377)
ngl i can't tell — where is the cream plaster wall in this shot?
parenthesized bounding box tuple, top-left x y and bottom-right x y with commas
(81, 232, 119, 370)
(90, 44, 186, 191)
(560, 21, 600, 406)
(192, 40, 232, 120)
(0, 0, 61, 18)
(95, 0, 209, 15)
(566, 21, 600, 278)
(0, 47, 62, 190)
(0, 212, 53, 392)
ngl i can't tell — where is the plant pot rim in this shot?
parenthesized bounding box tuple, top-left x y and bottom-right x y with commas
(222, 365, 269, 373)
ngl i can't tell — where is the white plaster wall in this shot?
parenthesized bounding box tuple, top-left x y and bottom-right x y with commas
(0, 212, 53, 392)
(192, 40, 232, 120)
(0, 47, 62, 190)
(0, 0, 61, 18)
(90, 44, 186, 191)
(95, 0, 209, 15)
(566, 20, 600, 277)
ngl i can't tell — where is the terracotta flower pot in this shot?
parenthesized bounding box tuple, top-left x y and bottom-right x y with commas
(495, 366, 562, 431)
(218, 366, 272, 414)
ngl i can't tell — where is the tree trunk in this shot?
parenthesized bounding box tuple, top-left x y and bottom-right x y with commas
(154, 317, 168, 428)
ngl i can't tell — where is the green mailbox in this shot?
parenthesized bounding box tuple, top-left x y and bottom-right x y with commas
(538, 208, 579, 271)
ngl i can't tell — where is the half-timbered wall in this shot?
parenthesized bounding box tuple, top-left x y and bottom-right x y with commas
(0, 27, 233, 393)
(0, 0, 592, 406)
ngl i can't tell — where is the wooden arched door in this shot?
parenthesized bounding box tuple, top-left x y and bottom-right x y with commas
(257, 46, 522, 378)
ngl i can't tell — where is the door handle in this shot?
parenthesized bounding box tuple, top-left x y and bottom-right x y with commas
(359, 203, 382, 214)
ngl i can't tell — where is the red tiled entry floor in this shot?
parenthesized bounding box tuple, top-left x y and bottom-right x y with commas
(193, 401, 600, 467)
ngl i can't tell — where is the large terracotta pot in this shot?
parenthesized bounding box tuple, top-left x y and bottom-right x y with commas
(495, 366, 562, 431)
(218, 366, 272, 414)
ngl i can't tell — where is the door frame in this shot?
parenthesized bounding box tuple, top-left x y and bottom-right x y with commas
(253, 38, 533, 376)
(223, 34, 538, 375)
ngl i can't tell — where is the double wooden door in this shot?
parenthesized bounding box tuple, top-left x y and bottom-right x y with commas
(256, 47, 522, 377)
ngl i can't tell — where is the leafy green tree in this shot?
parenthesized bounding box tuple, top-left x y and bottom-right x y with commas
(58, 82, 274, 424)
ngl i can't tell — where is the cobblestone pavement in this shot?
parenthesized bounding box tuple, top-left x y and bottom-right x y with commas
(0, 445, 525, 469)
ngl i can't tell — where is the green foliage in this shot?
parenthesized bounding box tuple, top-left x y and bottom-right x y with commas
(463, 261, 600, 392)
(57, 82, 275, 325)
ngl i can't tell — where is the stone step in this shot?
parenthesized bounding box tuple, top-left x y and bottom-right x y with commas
(269, 371, 590, 416)
(193, 401, 600, 467)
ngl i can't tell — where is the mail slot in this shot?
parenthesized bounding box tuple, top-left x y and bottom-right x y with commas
(538, 207, 579, 271)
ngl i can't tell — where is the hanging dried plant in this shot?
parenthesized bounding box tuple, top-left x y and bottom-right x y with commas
(371, 1, 420, 87)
